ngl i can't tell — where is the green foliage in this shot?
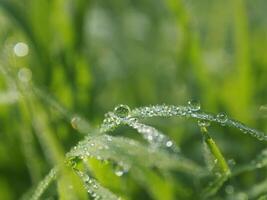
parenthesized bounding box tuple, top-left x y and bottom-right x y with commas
(0, 0, 267, 199)
(25, 104, 267, 199)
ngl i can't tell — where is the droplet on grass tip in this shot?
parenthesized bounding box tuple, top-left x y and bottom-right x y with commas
(18, 68, 32, 82)
(71, 116, 81, 129)
(198, 120, 210, 128)
(70, 116, 91, 133)
(114, 104, 131, 118)
(188, 100, 201, 112)
(14, 42, 29, 57)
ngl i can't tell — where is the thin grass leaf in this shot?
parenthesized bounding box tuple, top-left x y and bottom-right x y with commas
(67, 134, 204, 176)
(74, 169, 120, 200)
(29, 167, 58, 200)
(199, 126, 231, 198)
(233, 148, 267, 176)
(131, 104, 267, 141)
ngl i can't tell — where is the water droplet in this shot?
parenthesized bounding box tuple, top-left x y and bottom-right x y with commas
(166, 140, 173, 147)
(114, 164, 128, 177)
(70, 116, 91, 133)
(93, 184, 98, 189)
(71, 116, 81, 129)
(18, 68, 32, 82)
(225, 185, 234, 195)
(14, 42, 29, 57)
(188, 100, 201, 112)
(84, 175, 90, 182)
(114, 104, 130, 118)
(227, 159, 236, 167)
(147, 135, 153, 141)
(198, 120, 210, 127)
(115, 169, 124, 177)
(217, 112, 228, 123)
(90, 143, 95, 147)
(91, 193, 97, 197)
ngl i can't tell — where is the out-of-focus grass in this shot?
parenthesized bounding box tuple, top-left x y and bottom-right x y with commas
(0, 0, 267, 199)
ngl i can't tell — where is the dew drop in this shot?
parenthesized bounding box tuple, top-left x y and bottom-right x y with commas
(198, 120, 211, 128)
(91, 193, 97, 197)
(147, 135, 153, 141)
(166, 140, 173, 147)
(84, 175, 90, 182)
(115, 169, 124, 177)
(114, 164, 128, 177)
(225, 185, 234, 195)
(14, 42, 29, 57)
(18, 68, 32, 82)
(71, 116, 81, 129)
(114, 104, 131, 118)
(106, 136, 112, 142)
(227, 159, 236, 167)
(90, 143, 95, 147)
(217, 112, 228, 123)
(188, 100, 201, 112)
(70, 116, 91, 133)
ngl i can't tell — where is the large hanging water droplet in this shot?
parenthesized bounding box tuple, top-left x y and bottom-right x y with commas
(14, 42, 29, 57)
(188, 100, 201, 112)
(217, 112, 228, 124)
(18, 68, 32, 82)
(114, 104, 131, 118)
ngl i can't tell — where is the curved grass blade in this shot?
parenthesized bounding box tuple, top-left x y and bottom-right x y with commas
(131, 105, 267, 141)
(67, 134, 204, 176)
(29, 167, 58, 200)
(74, 169, 120, 200)
(199, 126, 231, 198)
(233, 148, 267, 176)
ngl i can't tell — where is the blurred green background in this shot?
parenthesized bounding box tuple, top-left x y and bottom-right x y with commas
(0, 0, 267, 199)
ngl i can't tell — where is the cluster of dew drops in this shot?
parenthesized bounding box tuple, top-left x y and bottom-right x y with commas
(70, 101, 231, 170)
(113, 104, 176, 150)
(69, 107, 130, 178)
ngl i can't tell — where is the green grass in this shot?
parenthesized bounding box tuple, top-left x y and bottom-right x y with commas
(0, 0, 267, 199)
(25, 103, 267, 199)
